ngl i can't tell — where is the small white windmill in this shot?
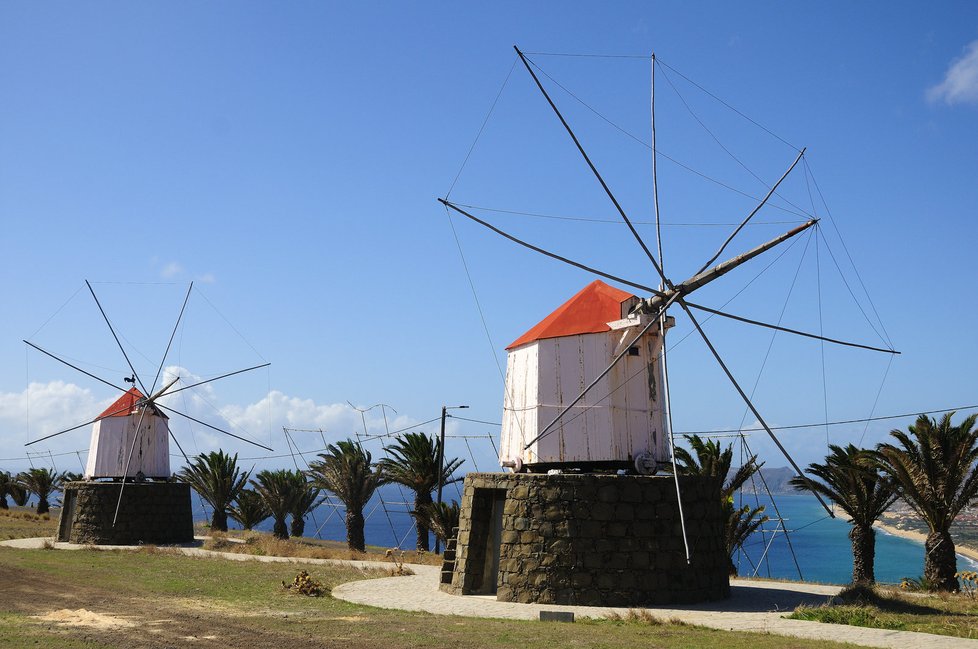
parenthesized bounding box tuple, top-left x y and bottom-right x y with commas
(26, 281, 271, 537)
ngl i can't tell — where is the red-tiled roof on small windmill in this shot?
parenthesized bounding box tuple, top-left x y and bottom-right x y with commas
(506, 280, 637, 350)
(97, 388, 168, 419)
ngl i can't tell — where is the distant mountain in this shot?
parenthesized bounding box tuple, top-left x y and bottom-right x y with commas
(738, 466, 798, 495)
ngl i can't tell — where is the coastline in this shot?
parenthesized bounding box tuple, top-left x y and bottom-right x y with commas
(830, 505, 978, 563)
(874, 520, 978, 563)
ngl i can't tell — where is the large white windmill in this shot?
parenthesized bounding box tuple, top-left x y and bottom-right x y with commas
(441, 47, 897, 514)
(438, 47, 898, 605)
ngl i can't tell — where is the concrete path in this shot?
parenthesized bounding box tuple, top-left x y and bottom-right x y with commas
(4, 537, 973, 648)
(333, 566, 976, 649)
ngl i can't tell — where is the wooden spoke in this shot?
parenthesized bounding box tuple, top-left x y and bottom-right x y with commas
(162, 363, 271, 398)
(155, 403, 273, 452)
(440, 201, 896, 354)
(676, 297, 835, 517)
(514, 47, 671, 289)
(112, 404, 150, 527)
(695, 148, 806, 275)
(23, 340, 127, 394)
(150, 282, 193, 396)
(86, 280, 149, 396)
(24, 402, 135, 447)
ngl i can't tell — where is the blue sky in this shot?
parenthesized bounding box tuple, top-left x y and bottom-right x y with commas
(2, 2, 978, 477)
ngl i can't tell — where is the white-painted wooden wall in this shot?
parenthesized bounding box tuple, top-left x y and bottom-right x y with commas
(500, 315, 673, 469)
(84, 412, 171, 479)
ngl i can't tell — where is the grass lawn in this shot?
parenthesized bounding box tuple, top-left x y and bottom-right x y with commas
(201, 528, 442, 566)
(0, 545, 860, 649)
(0, 504, 437, 565)
(789, 583, 978, 639)
(0, 507, 58, 540)
(4, 505, 972, 645)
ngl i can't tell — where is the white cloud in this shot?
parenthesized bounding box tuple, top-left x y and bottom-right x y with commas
(0, 381, 112, 471)
(928, 39, 978, 106)
(0, 381, 107, 439)
(156, 263, 215, 284)
(0, 372, 433, 473)
(160, 261, 184, 279)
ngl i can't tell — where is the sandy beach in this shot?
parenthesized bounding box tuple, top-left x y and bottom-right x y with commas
(832, 506, 978, 563)
(874, 520, 978, 562)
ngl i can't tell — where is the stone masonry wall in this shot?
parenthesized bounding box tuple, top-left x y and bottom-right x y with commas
(58, 481, 194, 545)
(445, 473, 729, 606)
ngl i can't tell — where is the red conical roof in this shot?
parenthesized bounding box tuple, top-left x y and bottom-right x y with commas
(506, 280, 636, 350)
(97, 387, 167, 419)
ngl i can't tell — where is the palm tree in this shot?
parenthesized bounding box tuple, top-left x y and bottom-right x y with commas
(0, 471, 27, 509)
(726, 503, 768, 574)
(62, 472, 83, 484)
(288, 471, 321, 538)
(874, 413, 978, 591)
(251, 469, 298, 539)
(674, 434, 768, 575)
(229, 489, 271, 530)
(9, 477, 28, 507)
(790, 444, 897, 585)
(418, 500, 461, 547)
(176, 451, 250, 532)
(378, 432, 464, 551)
(309, 440, 387, 552)
(16, 468, 63, 515)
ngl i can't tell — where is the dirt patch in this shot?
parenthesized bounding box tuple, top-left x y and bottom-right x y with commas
(32, 608, 136, 630)
(1, 564, 293, 648)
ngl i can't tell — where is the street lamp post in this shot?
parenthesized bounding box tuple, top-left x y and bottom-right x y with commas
(435, 404, 467, 554)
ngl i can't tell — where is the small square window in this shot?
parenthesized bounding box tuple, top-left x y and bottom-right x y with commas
(628, 346, 640, 356)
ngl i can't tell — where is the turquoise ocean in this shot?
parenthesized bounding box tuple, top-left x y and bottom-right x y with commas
(732, 493, 978, 584)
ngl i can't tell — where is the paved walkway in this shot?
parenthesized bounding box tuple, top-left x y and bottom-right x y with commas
(334, 567, 975, 648)
(4, 537, 973, 648)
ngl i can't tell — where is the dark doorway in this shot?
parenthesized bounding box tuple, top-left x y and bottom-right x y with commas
(465, 488, 506, 595)
(57, 488, 76, 542)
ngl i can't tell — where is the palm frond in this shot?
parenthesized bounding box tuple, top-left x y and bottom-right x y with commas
(417, 500, 461, 544)
(176, 450, 249, 531)
(791, 444, 896, 527)
(251, 468, 301, 539)
(229, 488, 271, 530)
(875, 413, 978, 531)
(376, 432, 465, 551)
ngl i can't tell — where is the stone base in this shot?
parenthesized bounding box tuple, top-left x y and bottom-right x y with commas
(443, 472, 729, 606)
(57, 481, 194, 545)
